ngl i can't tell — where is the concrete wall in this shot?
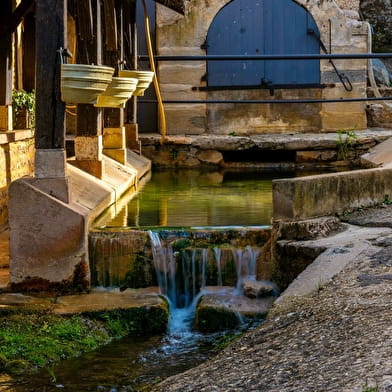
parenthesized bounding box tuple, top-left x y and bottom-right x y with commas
(273, 167, 392, 220)
(0, 130, 35, 227)
(156, 0, 368, 135)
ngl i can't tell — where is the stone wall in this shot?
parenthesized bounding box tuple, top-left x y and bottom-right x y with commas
(156, 0, 368, 135)
(0, 130, 35, 227)
(336, 0, 359, 10)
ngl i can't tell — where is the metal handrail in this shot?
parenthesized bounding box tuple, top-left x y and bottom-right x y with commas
(139, 53, 392, 61)
(138, 52, 392, 104)
(140, 97, 392, 104)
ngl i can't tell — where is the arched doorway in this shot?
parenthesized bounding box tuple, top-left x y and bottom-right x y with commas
(206, 0, 321, 87)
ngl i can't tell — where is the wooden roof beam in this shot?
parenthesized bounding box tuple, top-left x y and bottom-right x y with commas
(8, 0, 35, 33)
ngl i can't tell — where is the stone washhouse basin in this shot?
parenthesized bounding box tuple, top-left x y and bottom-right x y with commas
(95, 76, 139, 108)
(61, 64, 115, 104)
(119, 70, 154, 96)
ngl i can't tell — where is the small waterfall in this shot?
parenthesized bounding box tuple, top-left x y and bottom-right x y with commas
(232, 249, 245, 292)
(149, 231, 206, 308)
(213, 248, 223, 286)
(201, 248, 208, 290)
(232, 246, 260, 293)
(246, 245, 259, 279)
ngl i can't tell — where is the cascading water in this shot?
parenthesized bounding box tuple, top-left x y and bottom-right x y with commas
(148, 230, 270, 336)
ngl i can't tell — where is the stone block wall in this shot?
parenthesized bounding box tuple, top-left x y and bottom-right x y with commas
(0, 130, 35, 227)
(156, 0, 368, 135)
(336, 0, 359, 10)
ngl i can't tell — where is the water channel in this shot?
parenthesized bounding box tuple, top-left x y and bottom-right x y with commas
(2, 169, 294, 391)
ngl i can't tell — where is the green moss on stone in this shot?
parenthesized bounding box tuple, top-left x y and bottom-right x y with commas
(196, 306, 240, 332)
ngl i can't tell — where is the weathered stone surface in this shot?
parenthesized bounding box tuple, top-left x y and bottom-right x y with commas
(140, 130, 392, 169)
(9, 178, 90, 292)
(74, 136, 103, 160)
(242, 279, 275, 298)
(35, 149, 67, 178)
(196, 290, 275, 332)
(103, 127, 126, 149)
(103, 148, 127, 165)
(361, 136, 392, 167)
(0, 106, 12, 131)
(337, 0, 360, 10)
(196, 149, 223, 164)
(164, 104, 207, 135)
(341, 203, 392, 228)
(69, 159, 105, 179)
(366, 104, 392, 129)
(273, 216, 342, 241)
(273, 167, 392, 220)
(296, 150, 337, 163)
(54, 287, 166, 315)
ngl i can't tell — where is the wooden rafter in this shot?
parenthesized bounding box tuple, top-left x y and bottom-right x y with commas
(8, 0, 34, 33)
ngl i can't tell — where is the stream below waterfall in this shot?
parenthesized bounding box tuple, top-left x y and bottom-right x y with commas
(1, 298, 253, 392)
(1, 170, 292, 391)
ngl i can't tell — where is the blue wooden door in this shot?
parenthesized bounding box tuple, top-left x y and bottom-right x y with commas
(206, 0, 320, 87)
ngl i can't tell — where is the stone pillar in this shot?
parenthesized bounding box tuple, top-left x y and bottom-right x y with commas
(101, 0, 128, 165)
(0, 106, 12, 131)
(9, 0, 91, 293)
(103, 127, 127, 164)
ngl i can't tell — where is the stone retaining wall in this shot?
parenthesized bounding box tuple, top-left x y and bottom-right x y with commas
(155, 0, 368, 135)
(0, 130, 35, 227)
(273, 166, 392, 220)
(140, 129, 392, 168)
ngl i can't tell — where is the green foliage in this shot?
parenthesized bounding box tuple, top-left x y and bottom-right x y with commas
(12, 89, 36, 129)
(0, 305, 168, 375)
(12, 90, 35, 116)
(362, 381, 379, 392)
(383, 194, 392, 205)
(213, 331, 244, 349)
(0, 314, 110, 374)
(337, 130, 357, 161)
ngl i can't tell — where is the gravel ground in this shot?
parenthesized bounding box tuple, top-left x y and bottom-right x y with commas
(152, 220, 392, 392)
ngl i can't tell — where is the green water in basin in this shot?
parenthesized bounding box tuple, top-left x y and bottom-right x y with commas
(99, 169, 293, 228)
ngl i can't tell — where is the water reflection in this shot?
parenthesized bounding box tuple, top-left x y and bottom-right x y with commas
(96, 169, 293, 228)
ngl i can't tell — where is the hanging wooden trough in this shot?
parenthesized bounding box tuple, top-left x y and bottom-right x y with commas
(60, 64, 115, 104)
(119, 70, 154, 96)
(94, 76, 138, 108)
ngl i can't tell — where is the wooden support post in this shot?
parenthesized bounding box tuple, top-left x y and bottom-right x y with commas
(102, 0, 127, 164)
(0, 0, 13, 131)
(35, 0, 66, 150)
(33, 0, 69, 203)
(73, 0, 105, 179)
(124, 0, 141, 152)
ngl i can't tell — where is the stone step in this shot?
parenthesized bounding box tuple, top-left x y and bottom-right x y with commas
(140, 128, 392, 151)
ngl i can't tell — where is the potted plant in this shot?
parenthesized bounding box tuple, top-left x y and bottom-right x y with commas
(61, 64, 115, 104)
(12, 89, 35, 130)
